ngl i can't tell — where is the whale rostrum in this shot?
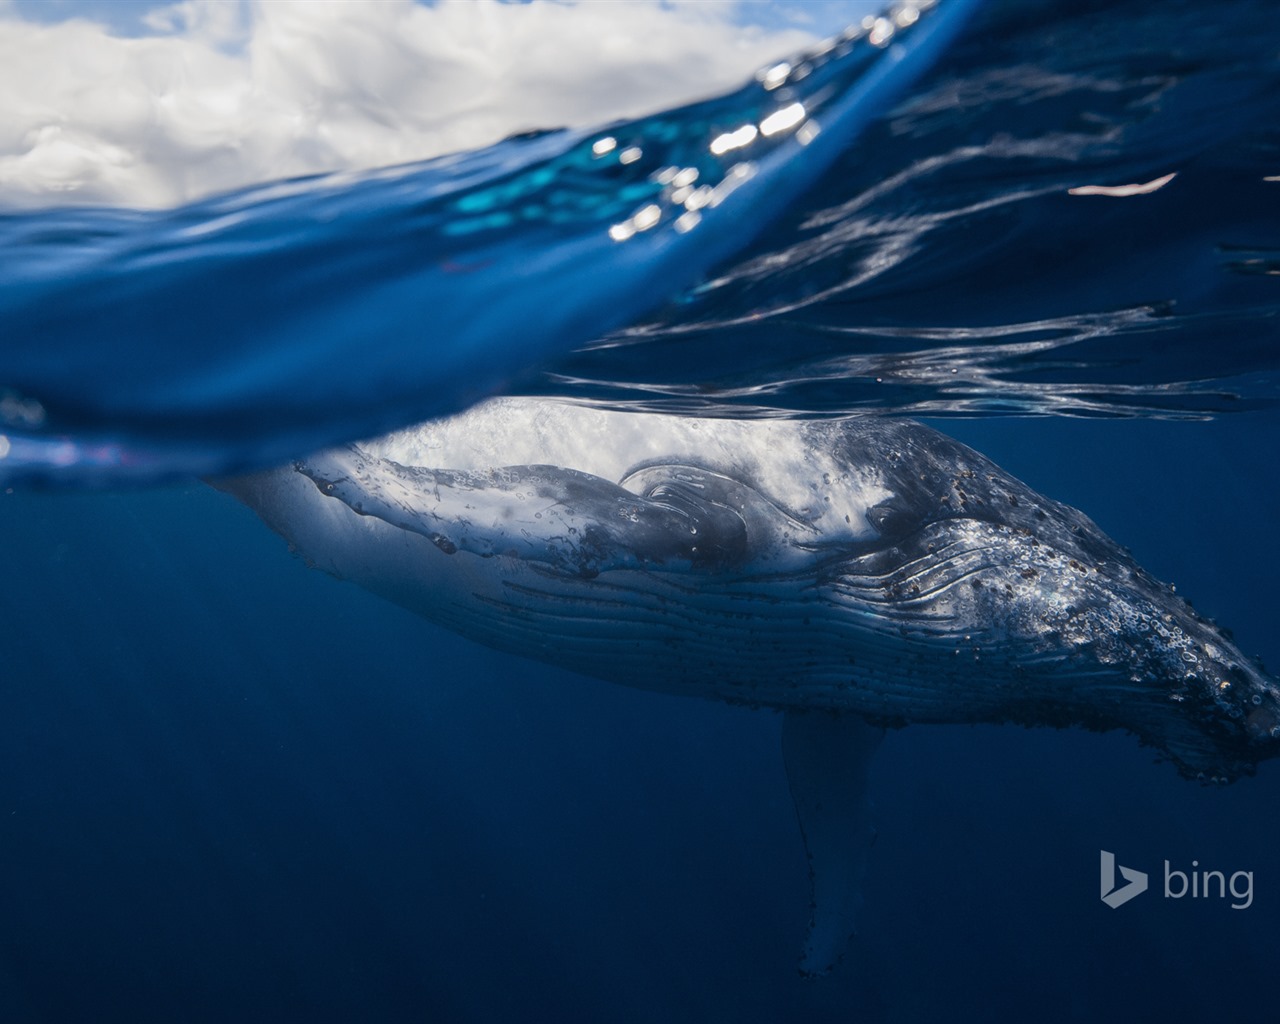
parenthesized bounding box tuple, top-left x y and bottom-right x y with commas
(222, 398, 1280, 974)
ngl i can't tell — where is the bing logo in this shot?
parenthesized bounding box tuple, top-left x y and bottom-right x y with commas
(1100, 850, 1148, 908)
(1099, 850, 1254, 910)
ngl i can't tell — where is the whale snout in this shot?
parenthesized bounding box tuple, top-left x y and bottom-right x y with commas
(1171, 651, 1280, 782)
(1245, 698, 1280, 745)
(1085, 590, 1280, 783)
(1220, 658, 1280, 758)
(847, 504, 1280, 783)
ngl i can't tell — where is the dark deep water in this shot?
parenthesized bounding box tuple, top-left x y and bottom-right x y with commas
(1, 1, 1279, 1022)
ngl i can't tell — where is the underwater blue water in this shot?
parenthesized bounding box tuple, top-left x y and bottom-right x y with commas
(1, 1, 1278, 1022)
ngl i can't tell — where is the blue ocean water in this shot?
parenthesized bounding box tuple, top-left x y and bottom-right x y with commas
(1, 2, 1278, 1022)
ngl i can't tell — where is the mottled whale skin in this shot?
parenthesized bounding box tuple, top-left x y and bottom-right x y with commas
(229, 398, 1280, 775)
(224, 397, 1280, 971)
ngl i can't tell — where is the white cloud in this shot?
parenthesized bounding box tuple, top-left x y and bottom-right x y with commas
(0, 0, 817, 209)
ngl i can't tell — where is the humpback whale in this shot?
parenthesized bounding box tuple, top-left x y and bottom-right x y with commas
(223, 398, 1280, 974)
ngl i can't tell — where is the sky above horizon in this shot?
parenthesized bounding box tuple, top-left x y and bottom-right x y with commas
(0, 0, 876, 209)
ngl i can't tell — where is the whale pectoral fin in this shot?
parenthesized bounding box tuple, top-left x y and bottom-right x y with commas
(297, 447, 750, 577)
(781, 710, 885, 977)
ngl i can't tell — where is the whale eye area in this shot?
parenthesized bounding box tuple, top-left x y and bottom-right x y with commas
(866, 501, 918, 542)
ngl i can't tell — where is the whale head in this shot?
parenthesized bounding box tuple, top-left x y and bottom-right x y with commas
(830, 419, 1280, 782)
